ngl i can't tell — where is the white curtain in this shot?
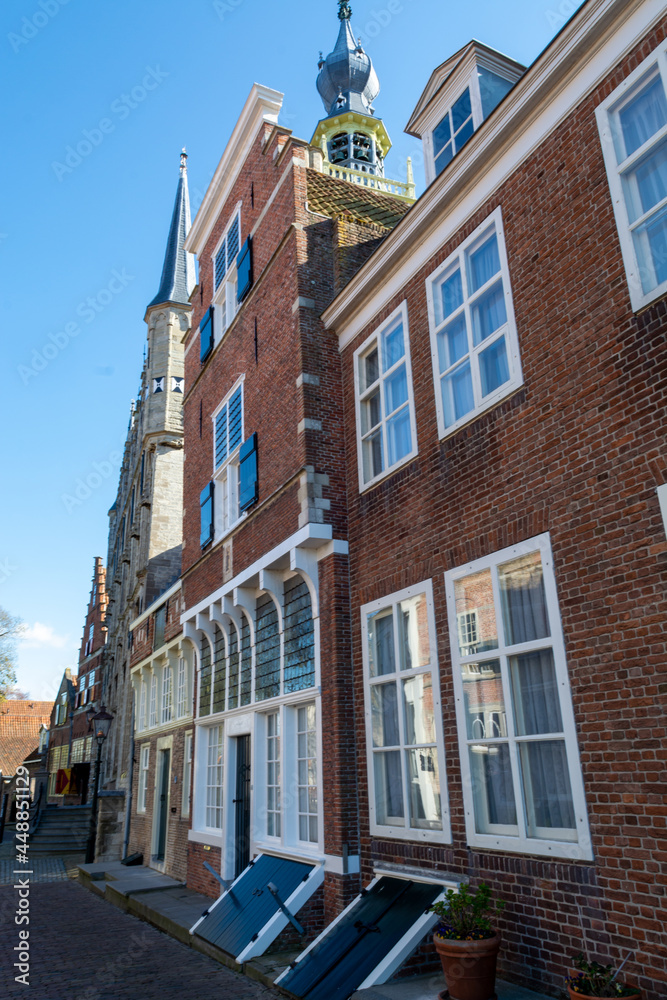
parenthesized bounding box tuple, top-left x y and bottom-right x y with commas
(620, 76, 667, 157)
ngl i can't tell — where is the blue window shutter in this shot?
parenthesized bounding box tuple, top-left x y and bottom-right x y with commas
(214, 242, 227, 290)
(228, 387, 243, 453)
(236, 238, 253, 303)
(200, 307, 214, 363)
(239, 433, 258, 511)
(215, 408, 228, 468)
(227, 215, 240, 270)
(200, 482, 215, 548)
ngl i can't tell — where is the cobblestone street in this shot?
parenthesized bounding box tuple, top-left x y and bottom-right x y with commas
(0, 878, 281, 1000)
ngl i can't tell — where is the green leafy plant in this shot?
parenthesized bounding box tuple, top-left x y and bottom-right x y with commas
(567, 953, 637, 997)
(429, 882, 504, 941)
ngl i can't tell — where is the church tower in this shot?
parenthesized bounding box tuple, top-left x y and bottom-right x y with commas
(101, 152, 194, 802)
(312, 0, 414, 199)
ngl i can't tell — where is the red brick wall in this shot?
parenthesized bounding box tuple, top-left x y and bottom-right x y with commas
(338, 20, 667, 999)
(187, 842, 223, 899)
(130, 590, 183, 668)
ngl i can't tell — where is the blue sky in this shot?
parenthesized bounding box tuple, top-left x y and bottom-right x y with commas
(0, 0, 584, 701)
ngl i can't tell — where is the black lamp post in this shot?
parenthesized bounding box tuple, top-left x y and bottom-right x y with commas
(85, 706, 113, 864)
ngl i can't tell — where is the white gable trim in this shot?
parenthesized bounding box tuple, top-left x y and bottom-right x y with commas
(326, 0, 664, 350)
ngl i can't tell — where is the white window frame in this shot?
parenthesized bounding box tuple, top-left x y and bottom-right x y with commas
(182, 731, 192, 817)
(204, 724, 224, 832)
(353, 302, 418, 492)
(176, 656, 187, 718)
(595, 43, 667, 312)
(211, 206, 241, 345)
(360, 580, 451, 844)
(423, 53, 520, 186)
(265, 710, 281, 840)
(251, 698, 324, 857)
(444, 532, 592, 861)
(148, 673, 157, 729)
(426, 207, 522, 441)
(137, 744, 150, 813)
(212, 376, 246, 542)
(161, 664, 173, 724)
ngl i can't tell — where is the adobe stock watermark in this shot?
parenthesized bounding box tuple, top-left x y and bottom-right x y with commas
(0, 559, 18, 585)
(17, 268, 134, 386)
(61, 450, 123, 514)
(213, 0, 244, 21)
(8, 0, 73, 55)
(544, 0, 581, 29)
(51, 66, 169, 181)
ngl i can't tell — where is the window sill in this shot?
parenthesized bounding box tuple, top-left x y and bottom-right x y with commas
(437, 380, 524, 443)
(370, 822, 453, 845)
(464, 831, 593, 862)
(359, 448, 419, 495)
(188, 829, 223, 848)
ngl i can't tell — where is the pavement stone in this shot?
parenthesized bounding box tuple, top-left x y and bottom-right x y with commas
(0, 880, 281, 999)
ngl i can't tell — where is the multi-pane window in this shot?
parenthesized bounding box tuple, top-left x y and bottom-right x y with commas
(427, 209, 521, 438)
(355, 305, 416, 489)
(149, 674, 157, 728)
(176, 657, 187, 718)
(433, 88, 474, 175)
(205, 725, 224, 830)
(445, 534, 591, 859)
(213, 381, 244, 537)
(362, 582, 449, 841)
(266, 712, 281, 838)
(213, 212, 240, 338)
(296, 704, 318, 844)
(182, 732, 192, 817)
(161, 665, 173, 724)
(154, 605, 166, 650)
(596, 45, 667, 310)
(200, 575, 315, 721)
(138, 745, 150, 813)
(138, 682, 147, 732)
(71, 738, 84, 764)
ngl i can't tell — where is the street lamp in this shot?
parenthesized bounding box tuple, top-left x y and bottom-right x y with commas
(85, 706, 113, 864)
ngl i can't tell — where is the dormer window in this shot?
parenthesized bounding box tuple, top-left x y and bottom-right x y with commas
(406, 43, 524, 187)
(433, 88, 474, 175)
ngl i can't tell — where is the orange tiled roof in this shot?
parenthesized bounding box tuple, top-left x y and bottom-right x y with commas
(0, 700, 53, 776)
(306, 169, 411, 230)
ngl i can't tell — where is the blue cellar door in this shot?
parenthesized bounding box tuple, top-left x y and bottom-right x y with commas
(276, 877, 444, 1000)
(190, 853, 324, 962)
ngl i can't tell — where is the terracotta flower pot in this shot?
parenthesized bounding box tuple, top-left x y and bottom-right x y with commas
(567, 985, 641, 1000)
(433, 931, 501, 1000)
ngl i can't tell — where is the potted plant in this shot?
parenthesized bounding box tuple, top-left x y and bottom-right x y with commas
(566, 953, 640, 1000)
(429, 882, 504, 1000)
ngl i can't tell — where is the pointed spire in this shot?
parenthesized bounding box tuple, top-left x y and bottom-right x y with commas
(147, 149, 196, 311)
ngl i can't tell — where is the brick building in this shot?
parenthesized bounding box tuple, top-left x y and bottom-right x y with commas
(100, 152, 194, 860)
(127, 581, 193, 879)
(179, 1, 413, 935)
(65, 0, 666, 995)
(0, 699, 52, 819)
(311, 0, 667, 995)
(46, 557, 106, 804)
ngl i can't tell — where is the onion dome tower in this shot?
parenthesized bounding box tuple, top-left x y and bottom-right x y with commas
(311, 2, 414, 199)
